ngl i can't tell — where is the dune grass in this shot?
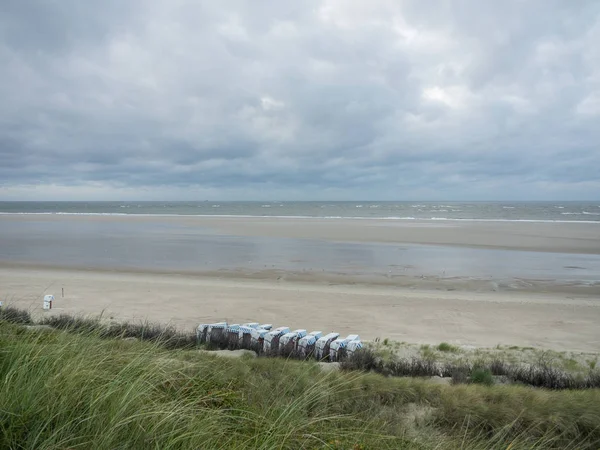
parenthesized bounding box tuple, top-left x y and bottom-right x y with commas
(2, 304, 599, 389)
(0, 304, 33, 324)
(1, 320, 600, 449)
(38, 312, 197, 350)
(342, 347, 600, 390)
(437, 342, 459, 353)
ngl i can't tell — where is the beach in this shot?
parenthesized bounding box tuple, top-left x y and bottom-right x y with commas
(2, 266, 599, 352)
(1, 213, 599, 352)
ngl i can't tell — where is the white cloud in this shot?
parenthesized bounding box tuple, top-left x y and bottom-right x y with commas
(260, 96, 285, 111)
(576, 92, 600, 116)
(422, 85, 475, 109)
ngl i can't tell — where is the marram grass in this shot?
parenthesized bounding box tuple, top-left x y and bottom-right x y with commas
(1, 319, 599, 449)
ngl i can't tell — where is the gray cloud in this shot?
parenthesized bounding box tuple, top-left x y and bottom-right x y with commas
(1, 0, 599, 200)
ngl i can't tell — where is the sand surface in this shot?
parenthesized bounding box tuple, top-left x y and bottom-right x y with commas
(192, 216, 600, 254)
(2, 267, 599, 352)
(2, 214, 598, 254)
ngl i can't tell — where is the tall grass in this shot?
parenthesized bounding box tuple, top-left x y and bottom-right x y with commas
(0, 321, 394, 449)
(342, 349, 600, 390)
(3, 305, 600, 390)
(2, 303, 600, 393)
(1, 321, 600, 449)
(0, 305, 33, 324)
(39, 313, 197, 349)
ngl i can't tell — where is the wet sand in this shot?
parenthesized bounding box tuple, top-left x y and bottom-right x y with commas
(1, 266, 599, 352)
(183, 215, 600, 254)
(2, 213, 598, 254)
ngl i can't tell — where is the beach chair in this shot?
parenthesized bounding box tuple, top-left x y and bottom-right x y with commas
(196, 323, 210, 344)
(263, 327, 290, 356)
(329, 334, 360, 361)
(297, 331, 322, 359)
(238, 325, 255, 349)
(251, 328, 270, 353)
(346, 339, 363, 358)
(314, 332, 340, 361)
(206, 322, 228, 347)
(279, 329, 307, 357)
(259, 323, 273, 331)
(43, 294, 54, 310)
(226, 324, 241, 349)
(242, 322, 260, 329)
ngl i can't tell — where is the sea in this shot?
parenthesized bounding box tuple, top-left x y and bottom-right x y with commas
(1, 201, 600, 222)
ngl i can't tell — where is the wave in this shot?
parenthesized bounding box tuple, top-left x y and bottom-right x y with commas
(561, 211, 600, 216)
(0, 212, 130, 216)
(1, 211, 599, 224)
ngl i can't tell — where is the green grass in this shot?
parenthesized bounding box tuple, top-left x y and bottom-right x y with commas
(346, 347, 600, 390)
(437, 342, 459, 353)
(1, 320, 600, 449)
(0, 304, 33, 324)
(470, 368, 494, 386)
(420, 346, 437, 360)
(562, 358, 581, 372)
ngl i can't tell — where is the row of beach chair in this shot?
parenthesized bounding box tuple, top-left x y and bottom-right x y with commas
(197, 322, 362, 362)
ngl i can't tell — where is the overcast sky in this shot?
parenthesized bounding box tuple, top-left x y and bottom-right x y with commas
(1, 1, 599, 201)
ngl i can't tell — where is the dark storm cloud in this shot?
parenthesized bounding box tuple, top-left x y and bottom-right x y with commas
(1, 0, 599, 200)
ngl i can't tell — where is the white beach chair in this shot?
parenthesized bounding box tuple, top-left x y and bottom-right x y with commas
(329, 334, 360, 361)
(297, 331, 322, 358)
(278, 329, 307, 357)
(251, 328, 270, 353)
(206, 322, 228, 346)
(226, 324, 241, 348)
(238, 325, 255, 349)
(196, 324, 210, 344)
(263, 327, 290, 355)
(346, 339, 363, 357)
(314, 332, 340, 360)
(43, 294, 55, 310)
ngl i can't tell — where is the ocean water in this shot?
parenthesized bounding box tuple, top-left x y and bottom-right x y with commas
(1, 201, 600, 222)
(1, 216, 599, 287)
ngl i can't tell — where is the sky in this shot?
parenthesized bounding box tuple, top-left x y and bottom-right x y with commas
(1, 1, 599, 201)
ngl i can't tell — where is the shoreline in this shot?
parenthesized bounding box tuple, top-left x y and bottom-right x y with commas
(2, 211, 600, 225)
(2, 265, 599, 352)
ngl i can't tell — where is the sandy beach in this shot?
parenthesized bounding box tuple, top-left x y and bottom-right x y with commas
(1, 214, 599, 352)
(1, 266, 599, 352)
